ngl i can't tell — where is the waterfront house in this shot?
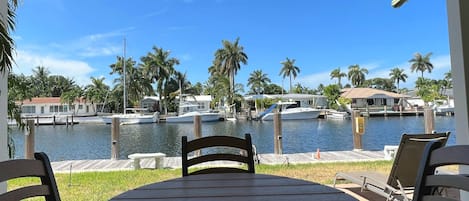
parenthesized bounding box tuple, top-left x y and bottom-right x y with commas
(340, 88, 411, 113)
(18, 97, 97, 117)
(141, 95, 213, 113)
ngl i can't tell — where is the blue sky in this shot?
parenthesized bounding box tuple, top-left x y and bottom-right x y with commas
(12, 0, 451, 92)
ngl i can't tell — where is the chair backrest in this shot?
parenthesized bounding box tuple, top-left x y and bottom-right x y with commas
(0, 152, 61, 201)
(413, 141, 469, 201)
(181, 133, 255, 176)
(386, 132, 450, 189)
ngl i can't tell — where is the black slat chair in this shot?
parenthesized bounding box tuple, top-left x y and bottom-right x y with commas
(182, 133, 255, 176)
(0, 152, 61, 201)
(413, 141, 469, 201)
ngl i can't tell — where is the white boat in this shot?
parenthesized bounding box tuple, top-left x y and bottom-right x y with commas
(326, 110, 350, 119)
(261, 101, 321, 121)
(166, 104, 220, 123)
(102, 108, 159, 124)
(432, 100, 455, 114)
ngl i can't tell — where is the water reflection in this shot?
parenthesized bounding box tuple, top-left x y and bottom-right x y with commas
(10, 116, 456, 161)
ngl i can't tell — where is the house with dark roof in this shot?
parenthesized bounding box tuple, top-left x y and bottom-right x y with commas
(340, 88, 411, 111)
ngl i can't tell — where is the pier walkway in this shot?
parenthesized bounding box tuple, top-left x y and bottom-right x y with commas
(51, 150, 385, 173)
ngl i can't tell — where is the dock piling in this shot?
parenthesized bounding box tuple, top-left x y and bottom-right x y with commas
(424, 108, 435, 133)
(194, 115, 202, 156)
(274, 112, 282, 154)
(111, 117, 120, 160)
(25, 120, 35, 159)
(352, 110, 363, 151)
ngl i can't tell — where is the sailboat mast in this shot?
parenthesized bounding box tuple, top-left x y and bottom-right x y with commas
(123, 38, 127, 115)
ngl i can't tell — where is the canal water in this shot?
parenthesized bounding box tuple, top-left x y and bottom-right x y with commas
(10, 116, 456, 161)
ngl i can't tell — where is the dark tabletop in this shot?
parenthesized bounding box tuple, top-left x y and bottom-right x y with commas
(110, 173, 358, 201)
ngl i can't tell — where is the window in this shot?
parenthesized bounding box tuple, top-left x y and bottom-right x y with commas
(78, 105, 83, 110)
(49, 105, 68, 113)
(22, 106, 36, 114)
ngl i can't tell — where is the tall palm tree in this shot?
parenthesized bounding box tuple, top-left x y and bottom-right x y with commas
(247, 69, 271, 94)
(213, 37, 248, 104)
(347, 64, 368, 87)
(389, 67, 408, 92)
(0, 0, 17, 73)
(330, 67, 347, 88)
(141, 46, 179, 113)
(279, 57, 300, 93)
(409, 52, 433, 78)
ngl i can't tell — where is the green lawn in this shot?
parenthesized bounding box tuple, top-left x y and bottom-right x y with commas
(8, 161, 392, 201)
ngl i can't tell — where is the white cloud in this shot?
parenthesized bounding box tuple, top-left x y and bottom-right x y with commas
(13, 50, 95, 86)
(296, 54, 451, 90)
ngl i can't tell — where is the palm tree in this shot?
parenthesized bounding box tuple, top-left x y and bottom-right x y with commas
(409, 52, 434, 78)
(213, 37, 248, 105)
(32, 66, 51, 97)
(111, 57, 152, 108)
(330, 67, 347, 88)
(279, 57, 300, 93)
(84, 77, 110, 113)
(141, 46, 179, 113)
(389, 68, 408, 92)
(49, 75, 77, 97)
(444, 70, 452, 88)
(247, 69, 271, 94)
(0, 0, 17, 73)
(2, 0, 19, 159)
(61, 87, 83, 114)
(347, 64, 368, 87)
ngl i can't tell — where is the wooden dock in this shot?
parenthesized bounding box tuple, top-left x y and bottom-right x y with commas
(51, 150, 385, 173)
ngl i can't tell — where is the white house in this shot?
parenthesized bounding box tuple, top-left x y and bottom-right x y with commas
(18, 97, 98, 117)
(141, 95, 213, 113)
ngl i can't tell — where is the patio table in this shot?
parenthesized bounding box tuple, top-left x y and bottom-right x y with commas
(110, 173, 358, 201)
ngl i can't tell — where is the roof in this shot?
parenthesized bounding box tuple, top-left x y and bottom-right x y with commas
(244, 93, 325, 100)
(340, 88, 410, 99)
(19, 97, 87, 104)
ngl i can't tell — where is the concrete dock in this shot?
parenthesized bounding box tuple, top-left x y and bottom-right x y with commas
(51, 150, 385, 173)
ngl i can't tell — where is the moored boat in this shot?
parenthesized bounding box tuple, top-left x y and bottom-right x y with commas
(325, 110, 350, 119)
(166, 104, 220, 123)
(261, 101, 321, 121)
(102, 108, 159, 124)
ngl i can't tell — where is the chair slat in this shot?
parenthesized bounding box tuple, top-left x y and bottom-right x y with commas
(429, 145, 469, 166)
(187, 154, 248, 167)
(190, 167, 252, 175)
(0, 185, 51, 201)
(185, 136, 247, 152)
(0, 160, 45, 182)
(422, 195, 458, 201)
(426, 175, 469, 191)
